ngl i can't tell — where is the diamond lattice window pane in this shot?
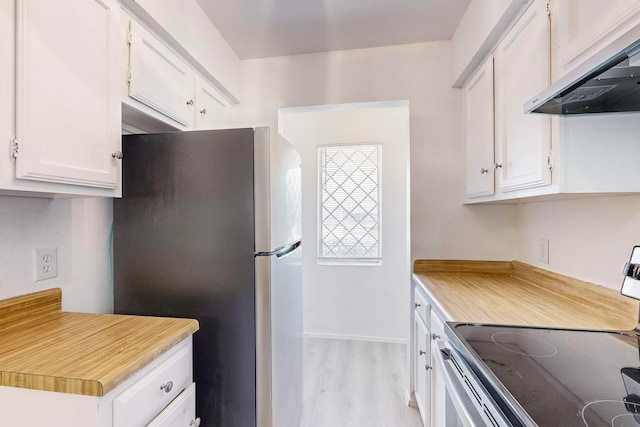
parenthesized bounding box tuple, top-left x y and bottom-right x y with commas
(318, 144, 381, 260)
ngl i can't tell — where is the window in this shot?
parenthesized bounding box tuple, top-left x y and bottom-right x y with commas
(318, 144, 381, 265)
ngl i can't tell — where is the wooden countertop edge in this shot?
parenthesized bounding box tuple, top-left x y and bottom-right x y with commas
(413, 259, 513, 274)
(98, 320, 199, 395)
(0, 290, 200, 396)
(412, 259, 639, 330)
(0, 288, 61, 329)
(413, 275, 454, 322)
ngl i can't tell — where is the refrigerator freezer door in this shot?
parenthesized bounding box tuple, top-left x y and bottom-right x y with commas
(254, 127, 302, 252)
(114, 128, 257, 427)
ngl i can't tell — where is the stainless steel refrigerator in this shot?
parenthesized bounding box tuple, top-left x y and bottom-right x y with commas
(113, 127, 303, 427)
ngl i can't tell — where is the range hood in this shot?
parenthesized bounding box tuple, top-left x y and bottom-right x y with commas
(525, 38, 640, 115)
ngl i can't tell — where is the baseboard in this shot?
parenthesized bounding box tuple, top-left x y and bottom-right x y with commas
(303, 332, 407, 344)
(406, 388, 417, 408)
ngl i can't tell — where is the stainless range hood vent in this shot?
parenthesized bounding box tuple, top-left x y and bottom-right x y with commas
(525, 39, 640, 115)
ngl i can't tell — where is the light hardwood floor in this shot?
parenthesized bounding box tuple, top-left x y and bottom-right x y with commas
(299, 338, 423, 427)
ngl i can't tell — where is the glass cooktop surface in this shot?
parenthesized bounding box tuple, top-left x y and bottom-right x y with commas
(450, 323, 640, 427)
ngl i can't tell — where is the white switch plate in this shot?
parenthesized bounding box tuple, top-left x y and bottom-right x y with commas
(35, 247, 57, 281)
(538, 239, 549, 264)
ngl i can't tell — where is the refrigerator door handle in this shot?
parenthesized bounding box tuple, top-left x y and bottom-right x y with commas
(255, 240, 302, 258)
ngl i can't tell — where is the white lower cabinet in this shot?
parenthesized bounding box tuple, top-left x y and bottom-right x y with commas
(113, 341, 194, 427)
(429, 310, 447, 427)
(0, 337, 198, 427)
(411, 279, 449, 427)
(147, 383, 197, 427)
(414, 314, 431, 426)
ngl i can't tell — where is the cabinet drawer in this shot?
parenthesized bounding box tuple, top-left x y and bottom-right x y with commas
(147, 382, 197, 427)
(113, 343, 193, 427)
(414, 288, 430, 327)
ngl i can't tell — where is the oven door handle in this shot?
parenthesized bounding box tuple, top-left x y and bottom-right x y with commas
(433, 341, 482, 427)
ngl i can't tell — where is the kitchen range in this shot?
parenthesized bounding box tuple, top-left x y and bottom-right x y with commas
(430, 249, 640, 427)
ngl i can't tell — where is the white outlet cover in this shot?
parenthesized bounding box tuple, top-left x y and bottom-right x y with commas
(35, 247, 58, 282)
(538, 239, 549, 264)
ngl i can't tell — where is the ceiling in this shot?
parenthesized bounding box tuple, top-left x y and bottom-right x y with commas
(195, 0, 471, 59)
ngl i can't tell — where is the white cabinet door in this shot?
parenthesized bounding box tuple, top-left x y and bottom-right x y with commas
(15, 0, 121, 190)
(429, 311, 446, 427)
(128, 20, 195, 127)
(556, 0, 640, 77)
(494, 0, 551, 193)
(194, 77, 231, 130)
(414, 314, 431, 426)
(464, 57, 495, 198)
(147, 383, 197, 427)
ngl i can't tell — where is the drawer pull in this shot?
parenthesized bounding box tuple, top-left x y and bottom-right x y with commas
(160, 381, 174, 393)
(190, 419, 201, 427)
(415, 302, 421, 308)
(432, 333, 441, 341)
(419, 349, 427, 356)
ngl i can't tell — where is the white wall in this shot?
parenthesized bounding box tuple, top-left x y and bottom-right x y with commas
(516, 195, 640, 290)
(0, 196, 113, 313)
(280, 103, 410, 342)
(235, 41, 517, 339)
(450, 0, 512, 85)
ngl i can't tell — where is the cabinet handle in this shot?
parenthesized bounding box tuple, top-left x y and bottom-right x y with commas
(419, 349, 427, 356)
(190, 418, 201, 427)
(160, 381, 174, 393)
(186, 99, 194, 106)
(432, 333, 440, 341)
(111, 151, 123, 160)
(494, 163, 503, 169)
(425, 365, 432, 371)
(414, 302, 421, 308)
(200, 108, 207, 115)
(480, 168, 489, 174)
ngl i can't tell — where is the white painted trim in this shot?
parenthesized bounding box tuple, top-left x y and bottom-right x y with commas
(279, 99, 409, 114)
(303, 332, 407, 345)
(406, 388, 418, 408)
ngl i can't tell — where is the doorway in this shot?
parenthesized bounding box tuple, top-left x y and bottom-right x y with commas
(279, 100, 410, 341)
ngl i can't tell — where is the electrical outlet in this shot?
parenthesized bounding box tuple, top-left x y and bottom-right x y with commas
(35, 248, 58, 281)
(538, 239, 549, 264)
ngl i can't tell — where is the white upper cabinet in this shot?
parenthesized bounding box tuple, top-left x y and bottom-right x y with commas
(555, 0, 640, 79)
(15, 0, 122, 191)
(494, 0, 551, 193)
(127, 20, 195, 128)
(124, 18, 233, 132)
(456, 0, 640, 203)
(464, 57, 495, 198)
(194, 76, 232, 130)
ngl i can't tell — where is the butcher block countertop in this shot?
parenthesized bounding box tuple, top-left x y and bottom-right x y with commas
(414, 260, 639, 330)
(0, 288, 199, 397)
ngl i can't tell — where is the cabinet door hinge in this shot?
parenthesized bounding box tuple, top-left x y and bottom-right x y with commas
(10, 138, 18, 160)
(547, 151, 553, 171)
(127, 69, 132, 86)
(546, 1, 551, 16)
(127, 21, 133, 46)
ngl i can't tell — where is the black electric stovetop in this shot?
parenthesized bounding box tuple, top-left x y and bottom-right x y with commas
(448, 323, 640, 427)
